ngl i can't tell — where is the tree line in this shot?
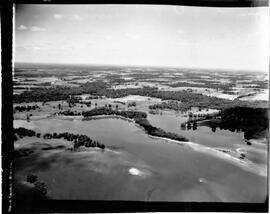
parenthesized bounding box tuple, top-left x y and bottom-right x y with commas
(43, 132, 105, 149)
(14, 127, 105, 150)
(82, 107, 147, 119)
(197, 107, 268, 139)
(218, 107, 268, 139)
(134, 117, 189, 141)
(14, 105, 40, 112)
(14, 127, 39, 141)
(57, 110, 82, 116)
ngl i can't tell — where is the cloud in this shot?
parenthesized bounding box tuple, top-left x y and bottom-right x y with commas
(72, 14, 83, 20)
(32, 46, 42, 51)
(104, 35, 112, 40)
(30, 26, 46, 32)
(18, 25, 46, 32)
(16, 46, 27, 51)
(53, 14, 83, 21)
(125, 33, 141, 40)
(53, 14, 63, 19)
(176, 29, 184, 35)
(18, 25, 27, 30)
(238, 11, 260, 17)
(173, 6, 184, 15)
(16, 44, 48, 52)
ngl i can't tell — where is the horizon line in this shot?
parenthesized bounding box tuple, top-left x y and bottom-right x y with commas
(14, 61, 268, 73)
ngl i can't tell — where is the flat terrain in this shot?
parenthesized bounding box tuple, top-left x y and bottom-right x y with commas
(13, 63, 268, 205)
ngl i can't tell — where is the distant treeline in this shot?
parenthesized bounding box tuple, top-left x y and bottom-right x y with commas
(167, 81, 235, 91)
(14, 105, 40, 112)
(13, 81, 267, 110)
(83, 108, 189, 142)
(57, 110, 82, 116)
(149, 101, 191, 112)
(14, 127, 105, 149)
(13, 81, 108, 103)
(166, 77, 268, 90)
(83, 107, 147, 119)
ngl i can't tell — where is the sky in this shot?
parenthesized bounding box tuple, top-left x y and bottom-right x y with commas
(15, 4, 269, 72)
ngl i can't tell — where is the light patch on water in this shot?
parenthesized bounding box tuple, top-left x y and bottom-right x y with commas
(105, 148, 122, 154)
(129, 168, 142, 176)
(236, 148, 247, 154)
(128, 167, 151, 177)
(199, 178, 206, 183)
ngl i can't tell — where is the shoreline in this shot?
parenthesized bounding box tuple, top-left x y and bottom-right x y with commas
(82, 115, 268, 177)
(149, 135, 267, 177)
(14, 114, 267, 177)
(83, 114, 134, 122)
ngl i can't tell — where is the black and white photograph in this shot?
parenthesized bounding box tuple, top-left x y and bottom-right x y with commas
(7, 1, 269, 212)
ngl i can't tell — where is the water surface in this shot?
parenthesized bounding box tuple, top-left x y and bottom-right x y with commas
(14, 118, 267, 202)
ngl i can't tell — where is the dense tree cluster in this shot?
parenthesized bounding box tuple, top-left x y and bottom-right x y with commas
(26, 174, 47, 199)
(13, 81, 107, 103)
(14, 105, 40, 112)
(57, 110, 82, 116)
(43, 132, 105, 149)
(127, 102, 136, 107)
(149, 101, 191, 112)
(218, 107, 268, 139)
(83, 107, 147, 119)
(14, 127, 39, 140)
(85, 95, 99, 100)
(220, 107, 268, 127)
(79, 80, 110, 95)
(198, 107, 269, 139)
(180, 121, 198, 131)
(78, 100, 92, 107)
(67, 95, 82, 107)
(13, 85, 83, 103)
(14, 127, 105, 149)
(134, 117, 189, 142)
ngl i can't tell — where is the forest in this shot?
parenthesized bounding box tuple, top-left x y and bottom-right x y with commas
(198, 107, 269, 139)
(83, 107, 147, 119)
(218, 107, 268, 139)
(13, 81, 267, 111)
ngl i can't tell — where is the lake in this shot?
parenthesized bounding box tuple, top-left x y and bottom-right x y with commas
(14, 118, 267, 202)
